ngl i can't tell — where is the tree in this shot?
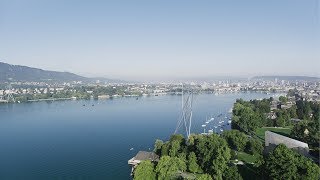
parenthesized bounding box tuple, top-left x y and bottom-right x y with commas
(245, 138, 263, 155)
(188, 152, 201, 173)
(223, 166, 243, 180)
(222, 130, 248, 151)
(194, 134, 231, 179)
(275, 115, 286, 127)
(161, 143, 170, 156)
(169, 140, 180, 157)
(297, 157, 320, 180)
(196, 174, 213, 180)
(168, 134, 187, 157)
(154, 139, 164, 156)
(265, 144, 320, 180)
(265, 144, 298, 179)
(155, 156, 187, 180)
(279, 96, 288, 103)
(134, 160, 156, 180)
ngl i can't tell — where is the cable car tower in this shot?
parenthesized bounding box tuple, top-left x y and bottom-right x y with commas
(174, 84, 193, 138)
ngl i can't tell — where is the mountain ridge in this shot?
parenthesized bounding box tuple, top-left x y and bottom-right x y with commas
(0, 62, 122, 83)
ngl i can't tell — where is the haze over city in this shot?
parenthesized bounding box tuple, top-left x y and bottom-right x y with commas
(1, 0, 319, 81)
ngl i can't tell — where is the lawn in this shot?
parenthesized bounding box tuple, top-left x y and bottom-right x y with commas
(255, 127, 292, 142)
(237, 152, 258, 164)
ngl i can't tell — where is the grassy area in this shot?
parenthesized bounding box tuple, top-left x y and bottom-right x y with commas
(237, 152, 258, 164)
(255, 127, 292, 142)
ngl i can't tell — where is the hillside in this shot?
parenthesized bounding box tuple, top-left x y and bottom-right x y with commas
(0, 62, 119, 83)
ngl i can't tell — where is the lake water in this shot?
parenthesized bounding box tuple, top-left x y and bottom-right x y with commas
(0, 92, 275, 180)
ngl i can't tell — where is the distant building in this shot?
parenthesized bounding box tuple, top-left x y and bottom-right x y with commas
(264, 131, 309, 157)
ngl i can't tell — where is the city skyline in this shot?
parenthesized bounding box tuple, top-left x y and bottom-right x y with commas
(1, 0, 319, 80)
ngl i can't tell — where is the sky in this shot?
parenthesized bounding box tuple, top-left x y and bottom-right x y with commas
(0, 0, 319, 81)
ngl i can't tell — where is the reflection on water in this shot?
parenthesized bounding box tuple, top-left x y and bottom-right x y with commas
(0, 93, 274, 180)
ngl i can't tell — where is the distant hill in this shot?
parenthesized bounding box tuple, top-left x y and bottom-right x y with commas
(0, 62, 122, 83)
(251, 76, 320, 81)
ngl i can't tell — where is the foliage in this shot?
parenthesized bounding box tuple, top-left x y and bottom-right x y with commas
(154, 139, 164, 156)
(168, 134, 187, 157)
(161, 142, 170, 156)
(223, 165, 243, 180)
(196, 174, 213, 180)
(291, 120, 320, 148)
(155, 156, 187, 180)
(279, 96, 288, 103)
(222, 130, 248, 151)
(193, 134, 231, 179)
(230, 150, 237, 160)
(188, 152, 201, 173)
(266, 144, 299, 179)
(232, 98, 271, 134)
(134, 160, 156, 180)
(265, 144, 320, 180)
(275, 109, 291, 127)
(245, 138, 263, 155)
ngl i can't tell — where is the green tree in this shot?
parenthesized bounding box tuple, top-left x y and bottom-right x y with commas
(245, 138, 263, 155)
(155, 156, 187, 180)
(161, 143, 170, 156)
(154, 139, 164, 156)
(265, 144, 298, 179)
(169, 140, 180, 157)
(188, 152, 201, 173)
(265, 144, 320, 180)
(194, 134, 231, 179)
(279, 96, 288, 103)
(223, 166, 243, 180)
(222, 130, 248, 151)
(297, 157, 320, 180)
(196, 174, 213, 180)
(275, 116, 286, 127)
(134, 160, 156, 180)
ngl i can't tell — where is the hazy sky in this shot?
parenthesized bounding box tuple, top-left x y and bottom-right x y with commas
(0, 0, 319, 80)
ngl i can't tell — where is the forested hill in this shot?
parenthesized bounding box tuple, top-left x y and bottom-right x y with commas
(0, 62, 119, 83)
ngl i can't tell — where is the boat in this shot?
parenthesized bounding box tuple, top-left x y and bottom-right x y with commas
(202, 124, 206, 127)
(130, 148, 134, 151)
(228, 120, 232, 124)
(220, 129, 224, 132)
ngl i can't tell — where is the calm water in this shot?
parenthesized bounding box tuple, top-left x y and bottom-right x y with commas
(0, 92, 274, 180)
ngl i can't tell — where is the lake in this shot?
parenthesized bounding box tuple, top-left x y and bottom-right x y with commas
(0, 92, 275, 180)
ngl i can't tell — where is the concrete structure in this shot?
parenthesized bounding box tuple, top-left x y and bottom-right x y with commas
(128, 151, 159, 176)
(128, 151, 159, 166)
(264, 131, 309, 156)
